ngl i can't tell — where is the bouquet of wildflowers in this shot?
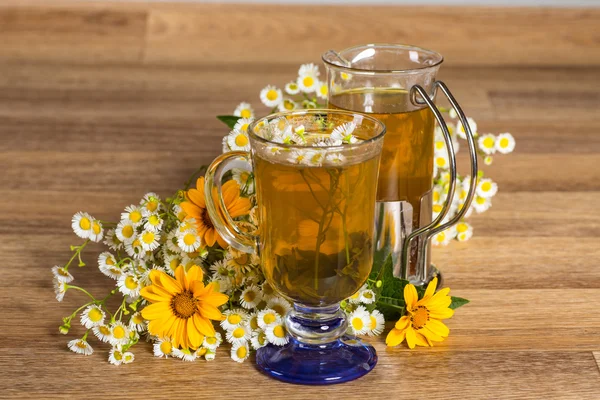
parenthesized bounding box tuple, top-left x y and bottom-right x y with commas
(53, 62, 513, 364)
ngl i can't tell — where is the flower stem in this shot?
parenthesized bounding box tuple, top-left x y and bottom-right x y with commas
(64, 240, 89, 271)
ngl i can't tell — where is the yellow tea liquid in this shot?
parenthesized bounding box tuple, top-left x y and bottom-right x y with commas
(329, 88, 435, 228)
(254, 146, 380, 306)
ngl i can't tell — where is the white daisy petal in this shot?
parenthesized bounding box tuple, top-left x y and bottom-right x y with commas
(68, 339, 93, 356)
(265, 322, 289, 346)
(231, 342, 250, 363)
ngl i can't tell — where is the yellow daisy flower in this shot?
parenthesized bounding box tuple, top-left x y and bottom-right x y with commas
(386, 277, 454, 349)
(140, 265, 228, 350)
(180, 177, 251, 248)
(234, 102, 254, 119)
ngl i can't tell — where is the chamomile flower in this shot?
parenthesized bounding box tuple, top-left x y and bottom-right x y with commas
(153, 338, 174, 358)
(265, 322, 289, 346)
(340, 71, 352, 81)
(68, 339, 93, 356)
(247, 311, 260, 330)
(478, 133, 497, 155)
(367, 310, 385, 336)
(297, 63, 320, 93)
(103, 228, 122, 251)
(348, 306, 371, 335)
(98, 252, 122, 279)
(232, 169, 254, 192)
(434, 152, 450, 170)
(471, 195, 492, 213)
(456, 117, 478, 139)
(359, 289, 376, 304)
(260, 85, 283, 108)
(125, 238, 145, 259)
(288, 150, 307, 165)
(455, 221, 474, 242)
(139, 230, 160, 252)
(496, 133, 515, 154)
(234, 102, 254, 119)
(331, 122, 358, 144)
(128, 312, 146, 332)
(325, 152, 346, 165)
(302, 149, 325, 166)
(266, 297, 291, 318)
(226, 323, 252, 345)
(226, 129, 251, 152)
(173, 348, 198, 362)
(204, 350, 216, 361)
(117, 273, 141, 297)
(240, 284, 262, 309)
(51, 266, 73, 283)
(53, 278, 68, 302)
(144, 213, 163, 232)
(476, 178, 498, 198)
(109, 346, 124, 365)
(165, 229, 181, 253)
(122, 352, 135, 364)
(173, 204, 186, 222)
(71, 212, 94, 239)
(278, 98, 297, 112)
(92, 324, 112, 343)
(140, 192, 161, 215)
(257, 308, 281, 329)
(89, 219, 104, 242)
(221, 309, 249, 331)
(231, 342, 250, 363)
(299, 63, 320, 78)
(284, 81, 300, 95)
(233, 117, 254, 133)
(177, 230, 201, 253)
(80, 305, 105, 328)
(115, 220, 136, 243)
(109, 322, 130, 346)
(251, 329, 268, 350)
(432, 230, 451, 246)
(202, 332, 222, 351)
(316, 81, 328, 99)
(121, 205, 144, 226)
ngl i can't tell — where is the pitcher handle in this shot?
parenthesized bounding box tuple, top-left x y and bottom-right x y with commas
(399, 83, 458, 280)
(204, 151, 257, 254)
(418, 81, 479, 259)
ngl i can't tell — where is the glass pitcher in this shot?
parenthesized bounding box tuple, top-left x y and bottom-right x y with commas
(323, 44, 478, 286)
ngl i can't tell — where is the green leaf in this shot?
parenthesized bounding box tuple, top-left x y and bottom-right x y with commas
(449, 296, 470, 309)
(217, 115, 241, 129)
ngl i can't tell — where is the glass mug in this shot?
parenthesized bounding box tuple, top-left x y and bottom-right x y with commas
(205, 110, 385, 384)
(323, 44, 478, 286)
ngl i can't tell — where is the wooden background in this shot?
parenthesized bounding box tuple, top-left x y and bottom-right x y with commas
(1, 1, 599, 399)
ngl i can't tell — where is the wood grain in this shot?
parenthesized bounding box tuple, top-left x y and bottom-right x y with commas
(0, 1, 599, 399)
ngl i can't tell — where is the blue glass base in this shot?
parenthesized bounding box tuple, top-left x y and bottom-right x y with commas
(255, 335, 377, 385)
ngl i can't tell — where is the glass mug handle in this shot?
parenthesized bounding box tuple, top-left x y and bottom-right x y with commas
(204, 151, 257, 254)
(400, 81, 479, 283)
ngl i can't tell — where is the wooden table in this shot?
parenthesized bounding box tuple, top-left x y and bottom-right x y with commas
(1, 1, 599, 399)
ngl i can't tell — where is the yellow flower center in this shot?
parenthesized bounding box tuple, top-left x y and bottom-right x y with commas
(273, 325, 286, 338)
(79, 217, 91, 230)
(235, 134, 249, 147)
(206, 337, 217, 345)
(235, 254, 249, 266)
(363, 291, 373, 300)
(240, 109, 252, 119)
(124, 276, 138, 290)
(142, 232, 155, 244)
(148, 214, 160, 226)
(433, 191, 440, 203)
(456, 223, 468, 233)
(132, 314, 144, 324)
(476, 196, 486, 204)
(170, 290, 197, 319)
(106, 256, 115, 266)
(249, 316, 259, 330)
(243, 291, 256, 302)
(499, 137, 509, 148)
(351, 318, 364, 331)
(227, 314, 242, 325)
(369, 315, 377, 329)
(183, 233, 196, 246)
(271, 305, 285, 317)
(57, 268, 70, 277)
(483, 137, 495, 148)
(88, 308, 103, 322)
(289, 83, 298, 90)
(432, 204, 443, 213)
(435, 157, 446, 167)
(436, 232, 446, 242)
(258, 331, 267, 345)
(92, 221, 102, 235)
(114, 351, 123, 361)
(435, 141, 445, 150)
(236, 346, 247, 359)
(266, 89, 278, 101)
(262, 312, 277, 325)
(481, 181, 492, 192)
(302, 76, 314, 87)
(320, 86, 328, 96)
(129, 210, 142, 223)
(160, 341, 172, 355)
(262, 283, 274, 296)
(232, 327, 245, 339)
(113, 325, 126, 339)
(410, 305, 430, 329)
(99, 325, 110, 335)
(122, 225, 134, 239)
(147, 200, 158, 212)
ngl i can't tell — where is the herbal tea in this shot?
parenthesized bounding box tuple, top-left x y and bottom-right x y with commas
(329, 88, 435, 227)
(254, 145, 380, 306)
